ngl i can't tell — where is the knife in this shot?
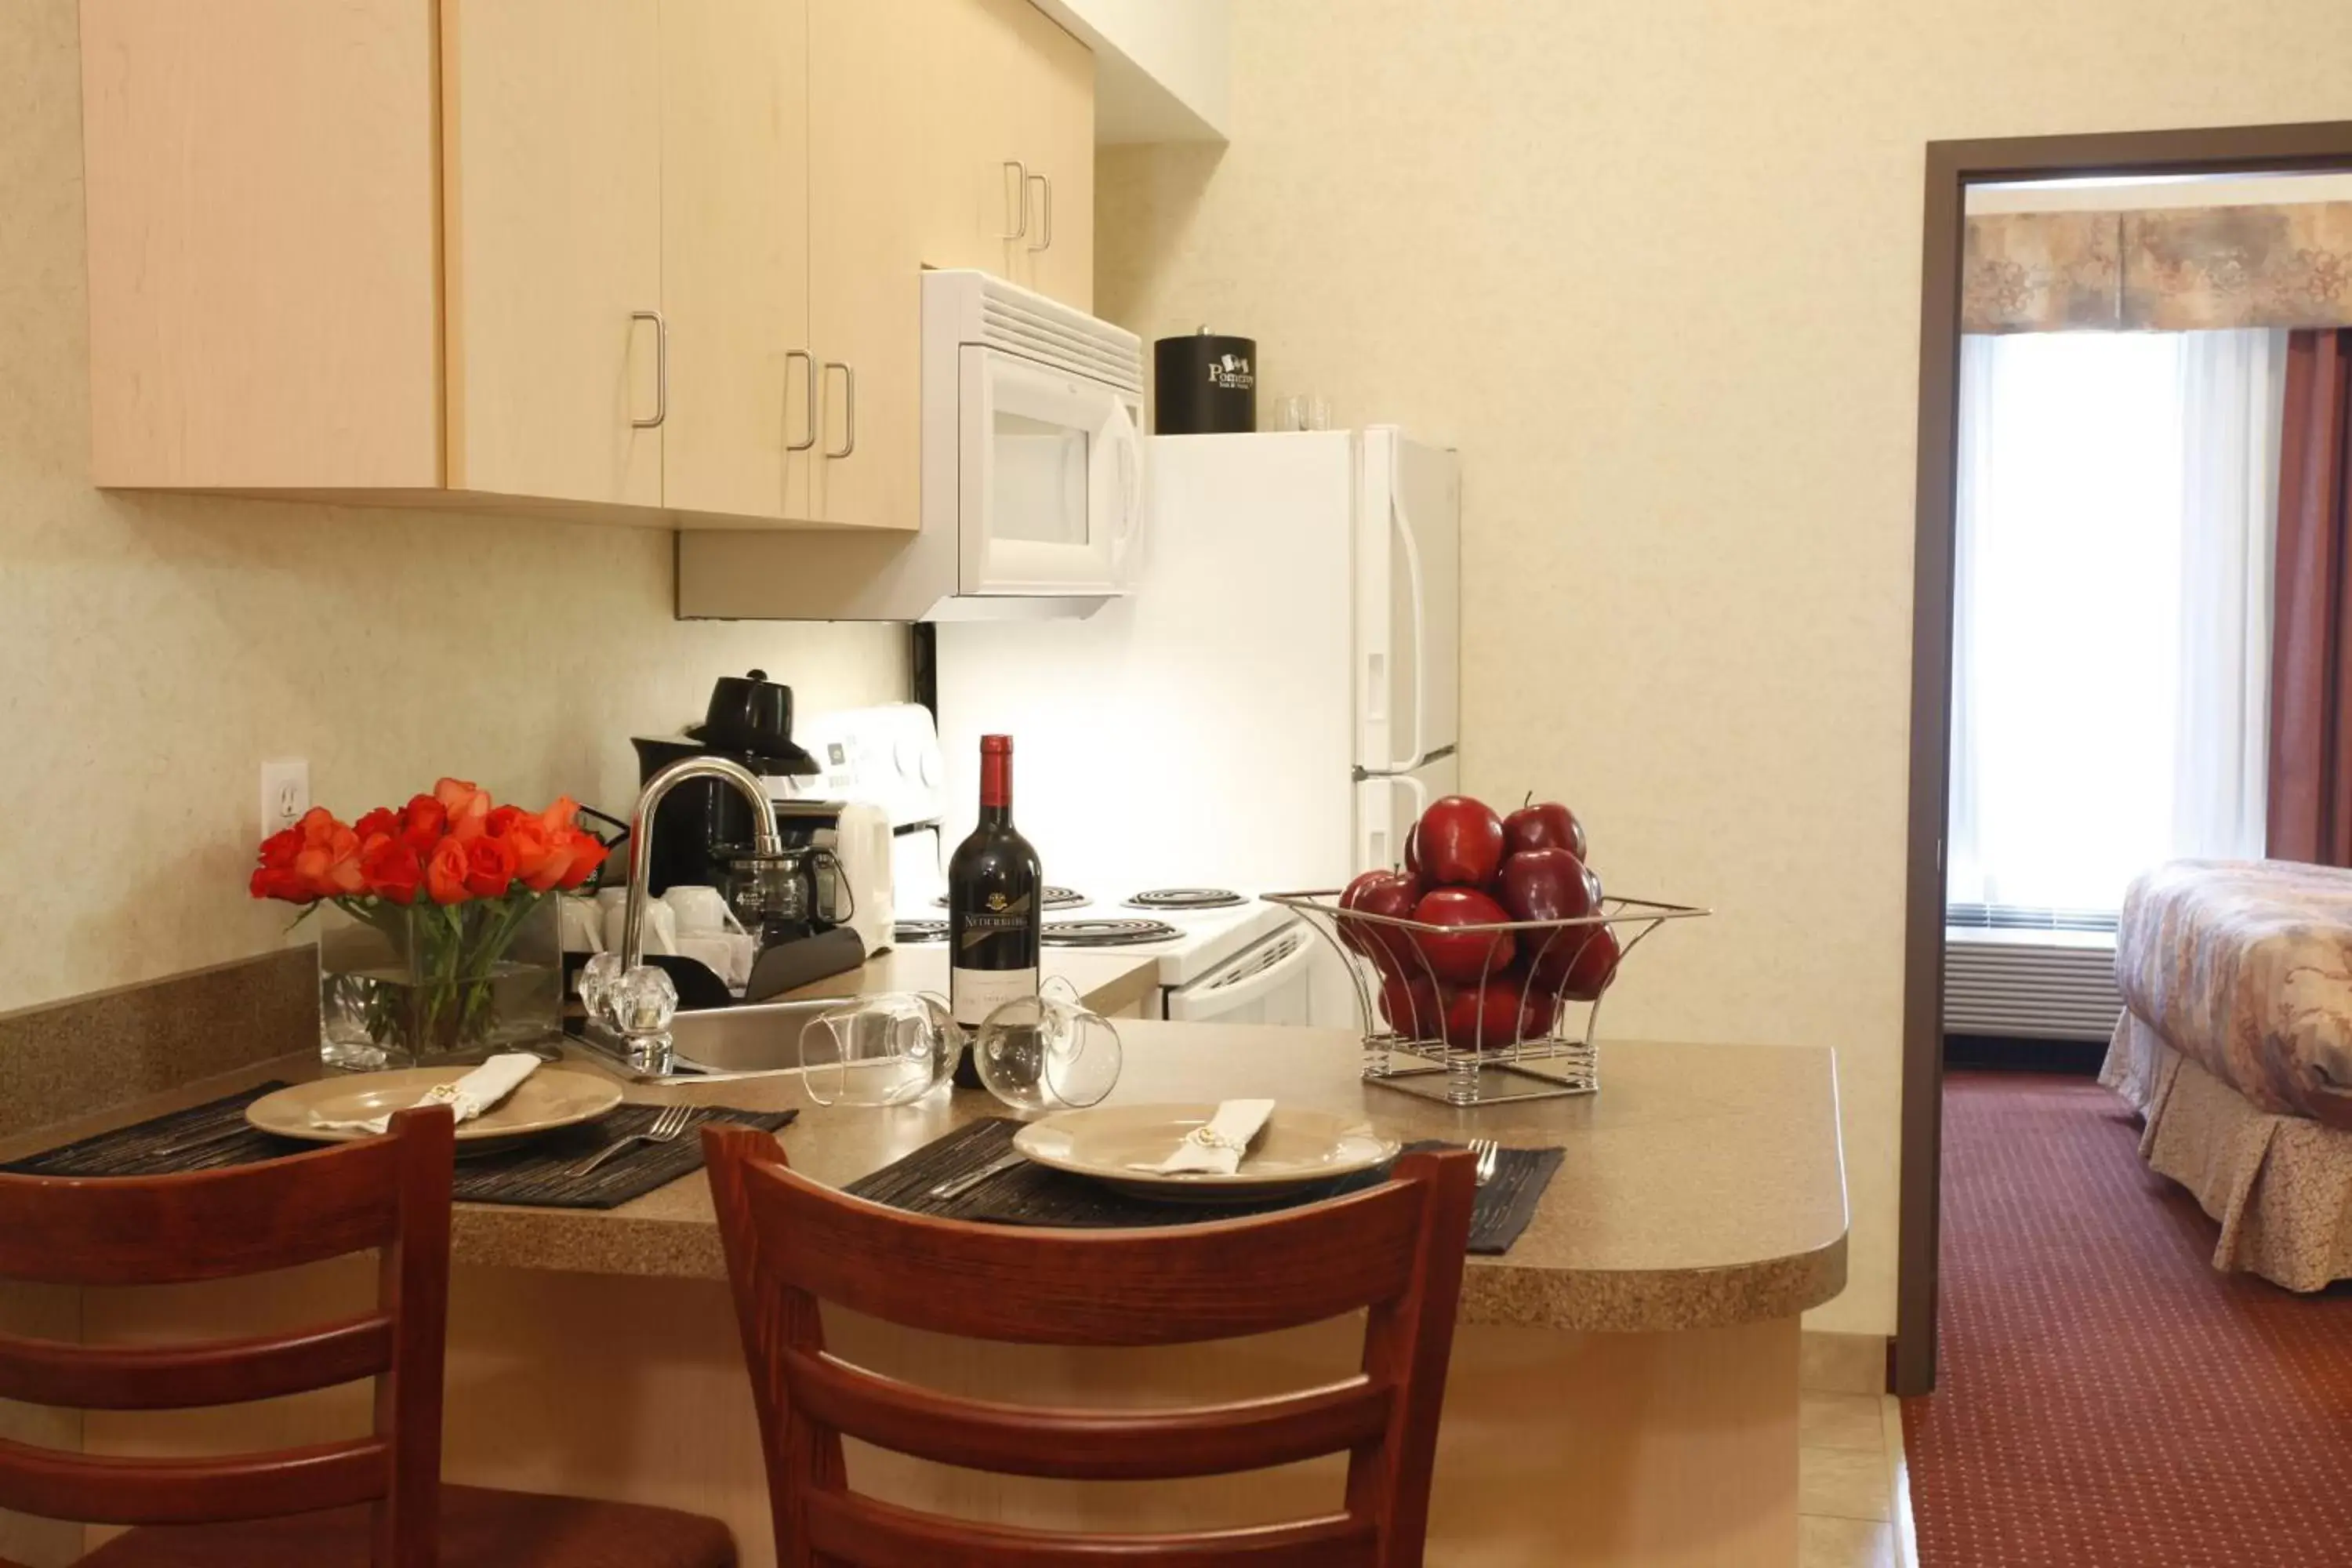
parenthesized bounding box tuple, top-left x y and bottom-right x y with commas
(929, 1151, 1026, 1201)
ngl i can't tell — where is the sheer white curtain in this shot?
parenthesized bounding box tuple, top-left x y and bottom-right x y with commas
(1947, 328, 2285, 919)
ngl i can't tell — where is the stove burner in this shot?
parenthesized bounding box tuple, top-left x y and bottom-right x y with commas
(893, 920, 948, 944)
(1043, 918, 1181, 948)
(1127, 887, 1245, 910)
(935, 886, 1085, 911)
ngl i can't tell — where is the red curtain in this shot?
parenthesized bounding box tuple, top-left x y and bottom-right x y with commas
(2268, 329, 2352, 866)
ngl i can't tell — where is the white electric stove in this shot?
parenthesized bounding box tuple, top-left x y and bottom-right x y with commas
(791, 704, 1321, 1025)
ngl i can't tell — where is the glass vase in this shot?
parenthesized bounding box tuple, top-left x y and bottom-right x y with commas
(316, 895, 562, 1072)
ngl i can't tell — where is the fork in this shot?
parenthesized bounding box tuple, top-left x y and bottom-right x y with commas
(572, 1103, 695, 1178)
(1466, 1138, 1501, 1188)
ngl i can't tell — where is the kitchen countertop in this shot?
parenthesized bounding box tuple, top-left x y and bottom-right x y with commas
(2, 1025, 1847, 1334)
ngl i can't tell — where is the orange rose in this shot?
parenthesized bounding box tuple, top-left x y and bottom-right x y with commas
(554, 829, 611, 889)
(296, 807, 343, 849)
(504, 818, 568, 892)
(293, 822, 365, 897)
(485, 804, 529, 838)
(426, 837, 471, 905)
(434, 777, 493, 841)
(463, 834, 518, 898)
(539, 796, 583, 832)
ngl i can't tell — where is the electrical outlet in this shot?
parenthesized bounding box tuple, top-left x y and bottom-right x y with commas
(260, 758, 310, 840)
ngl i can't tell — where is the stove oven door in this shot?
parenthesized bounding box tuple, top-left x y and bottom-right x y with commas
(1163, 924, 1315, 1026)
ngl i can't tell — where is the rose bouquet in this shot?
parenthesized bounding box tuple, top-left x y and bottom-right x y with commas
(252, 779, 611, 1066)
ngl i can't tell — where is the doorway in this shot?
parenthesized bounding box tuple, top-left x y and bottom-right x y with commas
(1897, 120, 2352, 1397)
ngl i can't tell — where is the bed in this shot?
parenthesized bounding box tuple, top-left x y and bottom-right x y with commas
(2102, 858, 2352, 1290)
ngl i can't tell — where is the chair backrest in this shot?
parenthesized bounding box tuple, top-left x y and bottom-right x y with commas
(703, 1124, 1477, 1568)
(0, 1105, 454, 1566)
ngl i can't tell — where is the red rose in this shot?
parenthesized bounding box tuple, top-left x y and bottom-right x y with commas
(554, 829, 610, 889)
(353, 807, 400, 842)
(293, 822, 365, 897)
(257, 826, 302, 871)
(400, 794, 448, 853)
(361, 837, 424, 904)
(249, 864, 318, 903)
(426, 838, 470, 905)
(485, 804, 529, 838)
(463, 834, 518, 898)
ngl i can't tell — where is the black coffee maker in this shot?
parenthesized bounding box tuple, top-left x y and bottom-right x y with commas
(631, 670, 824, 919)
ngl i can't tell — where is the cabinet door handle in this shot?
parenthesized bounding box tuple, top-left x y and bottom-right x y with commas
(784, 349, 817, 452)
(1026, 173, 1053, 252)
(1000, 160, 1029, 240)
(630, 310, 667, 429)
(822, 361, 855, 459)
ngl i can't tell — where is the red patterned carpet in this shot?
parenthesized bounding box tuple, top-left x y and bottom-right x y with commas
(1904, 1070, 2352, 1566)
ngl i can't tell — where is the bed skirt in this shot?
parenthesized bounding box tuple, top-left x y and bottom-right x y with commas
(2101, 1011, 2352, 1291)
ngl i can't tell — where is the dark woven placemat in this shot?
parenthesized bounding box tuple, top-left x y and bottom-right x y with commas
(845, 1118, 1562, 1255)
(2, 1083, 795, 1211)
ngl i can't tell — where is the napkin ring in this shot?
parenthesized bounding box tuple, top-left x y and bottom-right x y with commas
(1184, 1127, 1250, 1152)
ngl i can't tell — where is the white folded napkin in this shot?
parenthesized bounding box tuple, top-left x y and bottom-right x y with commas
(1127, 1099, 1276, 1176)
(310, 1052, 542, 1136)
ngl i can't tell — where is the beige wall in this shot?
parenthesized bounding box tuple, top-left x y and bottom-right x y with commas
(0, 0, 906, 1015)
(1098, 0, 2352, 1334)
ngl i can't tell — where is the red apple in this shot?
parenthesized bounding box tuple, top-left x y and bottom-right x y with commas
(1583, 863, 1605, 909)
(1486, 962, 1562, 1040)
(1503, 796, 1587, 860)
(1415, 795, 1506, 889)
(1546, 923, 1621, 1001)
(1338, 869, 1419, 967)
(1442, 979, 1548, 1052)
(1403, 820, 1423, 881)
(1377, 969, 1443, 1040)
(1410, 887, 1515, 984)
(1496, 847, 1597, 924)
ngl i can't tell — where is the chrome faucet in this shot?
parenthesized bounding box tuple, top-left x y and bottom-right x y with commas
(615, 755, 784, 974)
(581, 756, 783, 1072)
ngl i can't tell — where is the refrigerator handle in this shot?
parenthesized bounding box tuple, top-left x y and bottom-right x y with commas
(1381, 441, 1431, 774)
(1363, 770, 1432, 872)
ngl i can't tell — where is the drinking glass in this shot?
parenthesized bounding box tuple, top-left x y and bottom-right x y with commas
(973, 976, 1122, 1112)
(797, 992, 960, 1108)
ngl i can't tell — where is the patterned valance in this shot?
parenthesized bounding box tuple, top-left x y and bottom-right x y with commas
(1962, 203, 2352, 333)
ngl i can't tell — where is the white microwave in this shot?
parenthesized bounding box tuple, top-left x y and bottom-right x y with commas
(922, 270, 1146, 599)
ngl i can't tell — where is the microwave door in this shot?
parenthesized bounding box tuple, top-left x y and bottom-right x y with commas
(958, 347, 1143, 596)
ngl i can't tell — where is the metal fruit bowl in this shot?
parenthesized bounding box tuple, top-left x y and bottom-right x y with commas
(1261, 890, 1710, 1106)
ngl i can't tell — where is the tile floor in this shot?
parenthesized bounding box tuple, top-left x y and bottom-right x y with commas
(1797, 1392, 1917, 1568)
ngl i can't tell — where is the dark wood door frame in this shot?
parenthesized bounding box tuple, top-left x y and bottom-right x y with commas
(1897, 120, 2352, 1398)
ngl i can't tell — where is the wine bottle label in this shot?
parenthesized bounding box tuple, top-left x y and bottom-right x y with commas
(952, 966, 1039, 1028)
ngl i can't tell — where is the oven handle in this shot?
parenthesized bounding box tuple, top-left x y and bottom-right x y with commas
(1188, 924, 1313, 1009)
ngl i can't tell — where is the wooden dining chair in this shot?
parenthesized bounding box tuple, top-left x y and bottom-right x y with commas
(0, 1105, 735, 1568)
(702, 1125, 1479, 1567)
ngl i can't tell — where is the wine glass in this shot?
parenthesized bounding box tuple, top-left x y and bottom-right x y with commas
(973, 976, 1122, 1112)
(797, 992, 960, 1108)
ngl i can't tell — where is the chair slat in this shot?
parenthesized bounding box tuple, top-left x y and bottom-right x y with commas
(0, 1434, 390, 1526)
(802, 1490, 1380, 1566)
(0, 1313, 394, 1410)
(785, 1347, 1393, 1479)
(0, 1137, 405, 1286)
(742, 1160, 1426, 1346)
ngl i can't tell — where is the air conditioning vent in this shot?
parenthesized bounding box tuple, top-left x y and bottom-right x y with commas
(1944, 925, 2124, 1042)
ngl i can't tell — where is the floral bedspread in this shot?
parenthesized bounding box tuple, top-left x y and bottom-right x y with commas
(2116, 859, 2352, 1128)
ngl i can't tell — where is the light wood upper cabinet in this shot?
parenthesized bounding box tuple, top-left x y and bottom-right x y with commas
(808, 0, 926, 532)
(78, 0, 1095, 529)
(81, 0, 443, 490)
(659, 0, 813, 522)
(441, 0, 662, 508)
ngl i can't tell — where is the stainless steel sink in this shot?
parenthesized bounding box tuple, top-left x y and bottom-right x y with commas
(564, 994, 857, 1082)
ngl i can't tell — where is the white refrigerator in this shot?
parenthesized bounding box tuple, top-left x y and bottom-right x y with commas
(933, 426, 1461, 898)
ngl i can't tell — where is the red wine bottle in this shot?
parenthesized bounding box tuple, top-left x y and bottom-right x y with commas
(948, 735, 1041, 1087)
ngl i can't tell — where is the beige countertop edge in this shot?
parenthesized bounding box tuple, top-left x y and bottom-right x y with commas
(5, 1027, 1851, 1338)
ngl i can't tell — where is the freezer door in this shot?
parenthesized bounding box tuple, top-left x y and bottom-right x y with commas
(1355, 429, 1461, 771)
(1354, 754, 1461, 875)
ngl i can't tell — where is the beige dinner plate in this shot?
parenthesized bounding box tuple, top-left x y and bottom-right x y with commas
(1012, 1103, 1399, 1203)
(245, 1065, 624, 1145)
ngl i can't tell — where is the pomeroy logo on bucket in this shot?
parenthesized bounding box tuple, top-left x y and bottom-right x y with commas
(1207, 352, 1254, 391)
